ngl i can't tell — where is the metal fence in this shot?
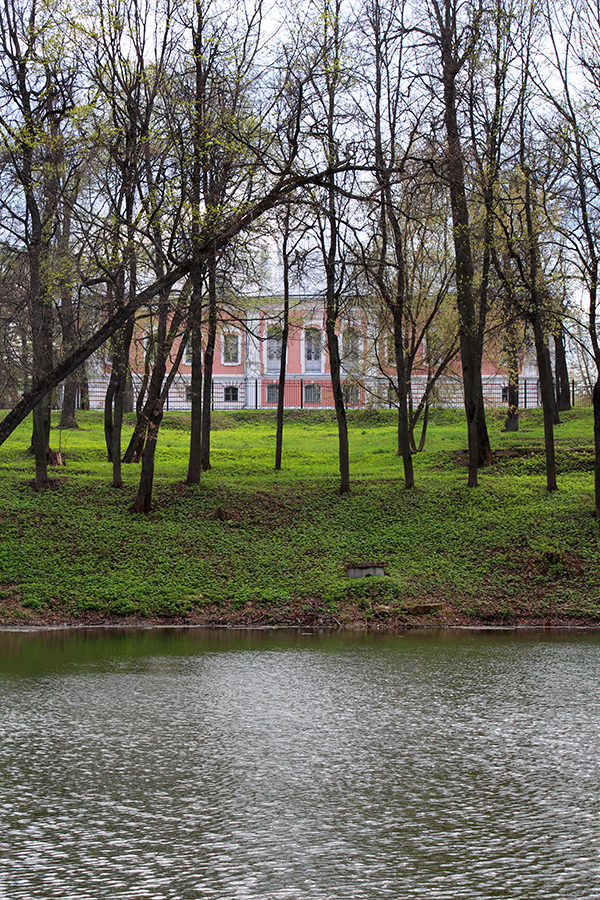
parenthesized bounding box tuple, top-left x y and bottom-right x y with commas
(78, 375, 594, 413)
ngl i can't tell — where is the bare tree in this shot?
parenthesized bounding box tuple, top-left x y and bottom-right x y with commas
(0, 0, 83, 486)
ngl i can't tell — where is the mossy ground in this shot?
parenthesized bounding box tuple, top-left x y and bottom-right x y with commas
(1, 406, 599, 628)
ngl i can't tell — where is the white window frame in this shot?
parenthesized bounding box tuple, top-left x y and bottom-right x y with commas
(266, 325, 283, 373)
(304, 382, 322, 404)
(303, 326, 322, 374)
(222, 331, 240, 366)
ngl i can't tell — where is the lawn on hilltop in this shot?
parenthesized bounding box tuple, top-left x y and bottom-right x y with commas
(0, 406, 599, 628)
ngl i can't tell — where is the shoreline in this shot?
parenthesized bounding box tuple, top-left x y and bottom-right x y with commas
(2, 604, 600, 631)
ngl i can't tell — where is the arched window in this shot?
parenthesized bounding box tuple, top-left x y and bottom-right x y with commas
(224, 385, 239, 403)
(305, 327, 321, 372)
(267, 326, 283, 372)
(304, 383, 322, 404)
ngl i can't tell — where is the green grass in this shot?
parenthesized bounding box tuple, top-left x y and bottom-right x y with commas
(0, 406, 599, 626)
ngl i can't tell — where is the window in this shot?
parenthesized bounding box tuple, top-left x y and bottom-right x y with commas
(502, 386, 509, 403)
(344, 383, 360, 405)
(267, 326, 283, 372)
(305, 328, 321, 372)
(266, 383, 279, 404)
(386, 338, 395, 366)
(387, 384, 399, 407)
(186, 386, 194, 403)
(224, 385, 239, 403)
(304, 383, 322, 404)
(184, 339, 193, 366)
(223, 332, 239, 364)
(343, 328, 360, 362)
(141, 326, 156, 364)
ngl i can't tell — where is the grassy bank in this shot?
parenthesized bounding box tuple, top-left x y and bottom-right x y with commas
(1, 406, 599, 628)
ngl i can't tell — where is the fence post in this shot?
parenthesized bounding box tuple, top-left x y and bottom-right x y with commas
(166, 389, 169, 411)
(572, 379, 575, 407)
(300, 378, 304, 409)
(524, 379, 527, 409)
(211, 377, 214, 411)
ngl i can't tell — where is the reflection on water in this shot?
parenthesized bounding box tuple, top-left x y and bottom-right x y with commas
(1, 628, 600, 899)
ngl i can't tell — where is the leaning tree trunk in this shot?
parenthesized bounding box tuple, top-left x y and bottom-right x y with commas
(123, 285, 180, 464)
(131, 335, 189, 512)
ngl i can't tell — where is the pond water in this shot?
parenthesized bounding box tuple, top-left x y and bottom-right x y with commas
(1, 627, 599, 899)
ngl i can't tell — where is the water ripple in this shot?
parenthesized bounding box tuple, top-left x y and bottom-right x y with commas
(1, 631, 600, 898)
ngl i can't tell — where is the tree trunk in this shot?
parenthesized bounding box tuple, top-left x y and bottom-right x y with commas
(131, 404, 162, 513)
(79, 364, 89, 410)
(326, 317, 350, 494)
(544, 342, 560, 426)
(186, 286, 203, 484)
(533, 317, 558, 491)
(554, 330, 571, 412)
(60, 378, 78, 428)
(200, 256, 217, 471)
(275, 320, 289, 471)
(503, 342, 520, 432)
(106, 319, 134, 486)
(441, 46, 492, 486)
(594, 379, 600, 519)
(275, 234, 290, 471)
(32, 403, 50, 489)
(123, 290, 184, 463)
(393, 310, 414, 488)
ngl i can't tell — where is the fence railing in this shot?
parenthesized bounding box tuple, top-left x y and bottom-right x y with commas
(77, 375, 594, 413)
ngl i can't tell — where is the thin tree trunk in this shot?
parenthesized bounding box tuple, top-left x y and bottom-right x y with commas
(393, 309, 414, 488)
(131, 407, 162, 513)
(108, 319, 134, 487)
(544, 342, 560, 426)
(186, 285, 203, 484)
(275, 227, 290, 471)
(533, 317, 558, 491)
(443, 76, 491, 484)
(32, 404, 49, 489)
(326, 316, 350, 493)
(124, 295, 186, 463)
(131, 334, 189, 512)
(79, 364, 89, 410)
(594, 379, 600, 519)
(200, 254, 217, 471)
(554, 330, 571, 412)
(504, 342, 520, 432)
